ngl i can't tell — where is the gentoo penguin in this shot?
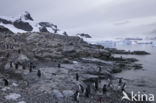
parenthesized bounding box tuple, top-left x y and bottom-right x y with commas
(10, 61, 13, 68)
(37, 70, 41, 78)
(119, 78, 122, 85)
(22, 64, 26, 70)
(29, 66, 32, 72)
(15, 63, 19, 69)
(98, 66, 102, 73)
(3, 79, 9, 86)
(58, 63, 61, 68)
(94, 79, 99, 90)
(121, 83, 126, 91)
(74, 91, 80, 101)
(85, 85, 91, 97)
(18, 49, 21, 54)
(107, 79, 113, 88)
(79, 84, 84, 93)
(103, 84, 107, 94)
(76, 73, 79, 81)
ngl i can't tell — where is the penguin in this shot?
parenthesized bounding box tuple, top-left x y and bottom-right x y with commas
(94, 79, 99, 91)
(79, 84, 84, 93)
(37, 70, 41, 78)
(121, 83, 126, 91)
(85, 85, 91, 97)
(6, 53, 10, 58)
(103, 84, 107, 94)
(58, 63, 61, 68)
(119, 78, 122, 85)
(15, 63, 19, 70)
(74, 91, 80, 101)
(76, 73, 79, 81)
(29, 66, 32, 72)
(10, 61, 13, 68)
(107, 79, 113, 88)
(3, 79, 9, 86)
(22, 64, 26, 70)
(18, 49, 21, 54)
(98, 66, 102, 73)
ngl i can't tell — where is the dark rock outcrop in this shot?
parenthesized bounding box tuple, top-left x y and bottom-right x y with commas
(21, 11, 33, 21)
(39, 27, 49, 32)
(0, 18, 12, 24)
(13, 20, 33, 31)
(77, 33, 92, 38)
(0, 25, 13, 34)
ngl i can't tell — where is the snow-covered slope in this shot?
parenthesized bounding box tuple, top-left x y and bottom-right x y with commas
(0, 11, 64, 34)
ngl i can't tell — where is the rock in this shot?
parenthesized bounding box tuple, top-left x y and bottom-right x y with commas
(21, 11, 33, 21)
(39, 27, 49, 32)
(18, 101, 26, 103)
(51, 90, 64, 98)
(0, 25, 13, 34)
(62, 90, 74, 97)
(5, 93, 21, 100)
(0, 18, 12, 24)
(77, 33, 92, 38)
(13, 20, 33, 31)
(132, 51, 150, 55)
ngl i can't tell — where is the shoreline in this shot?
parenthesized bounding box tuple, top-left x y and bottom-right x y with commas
(0, 32, 150, 103)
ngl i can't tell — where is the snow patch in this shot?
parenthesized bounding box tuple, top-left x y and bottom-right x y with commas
(5, 93, 21, 100)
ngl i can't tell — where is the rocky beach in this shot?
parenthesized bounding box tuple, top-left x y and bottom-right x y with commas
(0, 32, 150, 103)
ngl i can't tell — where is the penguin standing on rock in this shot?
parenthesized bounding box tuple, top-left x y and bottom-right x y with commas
(85, 85, 91, 98)
(58, 63, 61, 68)
(10, 61, 13, 68)
(121, 83, 126, 91)
(3, 79, 9, 86)
(76, 73, 79, 81)
(79, 84, 84, 93)
(22, 64, 26, 70)
(94, 79, 99, 91)
(119, 78, 122, 85)
(15, 63, 19, 70)
(29, 66, 32, 72)
(37, 70, 41, 78)
(98, 66, 102, 73)
(102, 84, 107, 94)
(74, 90, 80, 101)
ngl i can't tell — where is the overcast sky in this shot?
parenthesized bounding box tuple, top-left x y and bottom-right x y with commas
(0, 0, 156, 39)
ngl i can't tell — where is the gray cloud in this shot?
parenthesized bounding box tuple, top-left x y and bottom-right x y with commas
(0, 0, 156, 38)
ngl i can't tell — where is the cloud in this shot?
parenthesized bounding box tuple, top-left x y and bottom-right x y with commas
(0, 0, 156, 38)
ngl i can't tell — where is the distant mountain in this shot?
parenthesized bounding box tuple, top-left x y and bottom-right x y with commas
(76, 33, 92, 38)
(0, 11, 63, 34)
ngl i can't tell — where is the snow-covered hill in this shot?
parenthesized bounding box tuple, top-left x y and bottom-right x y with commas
(0, 11, 64, 34)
